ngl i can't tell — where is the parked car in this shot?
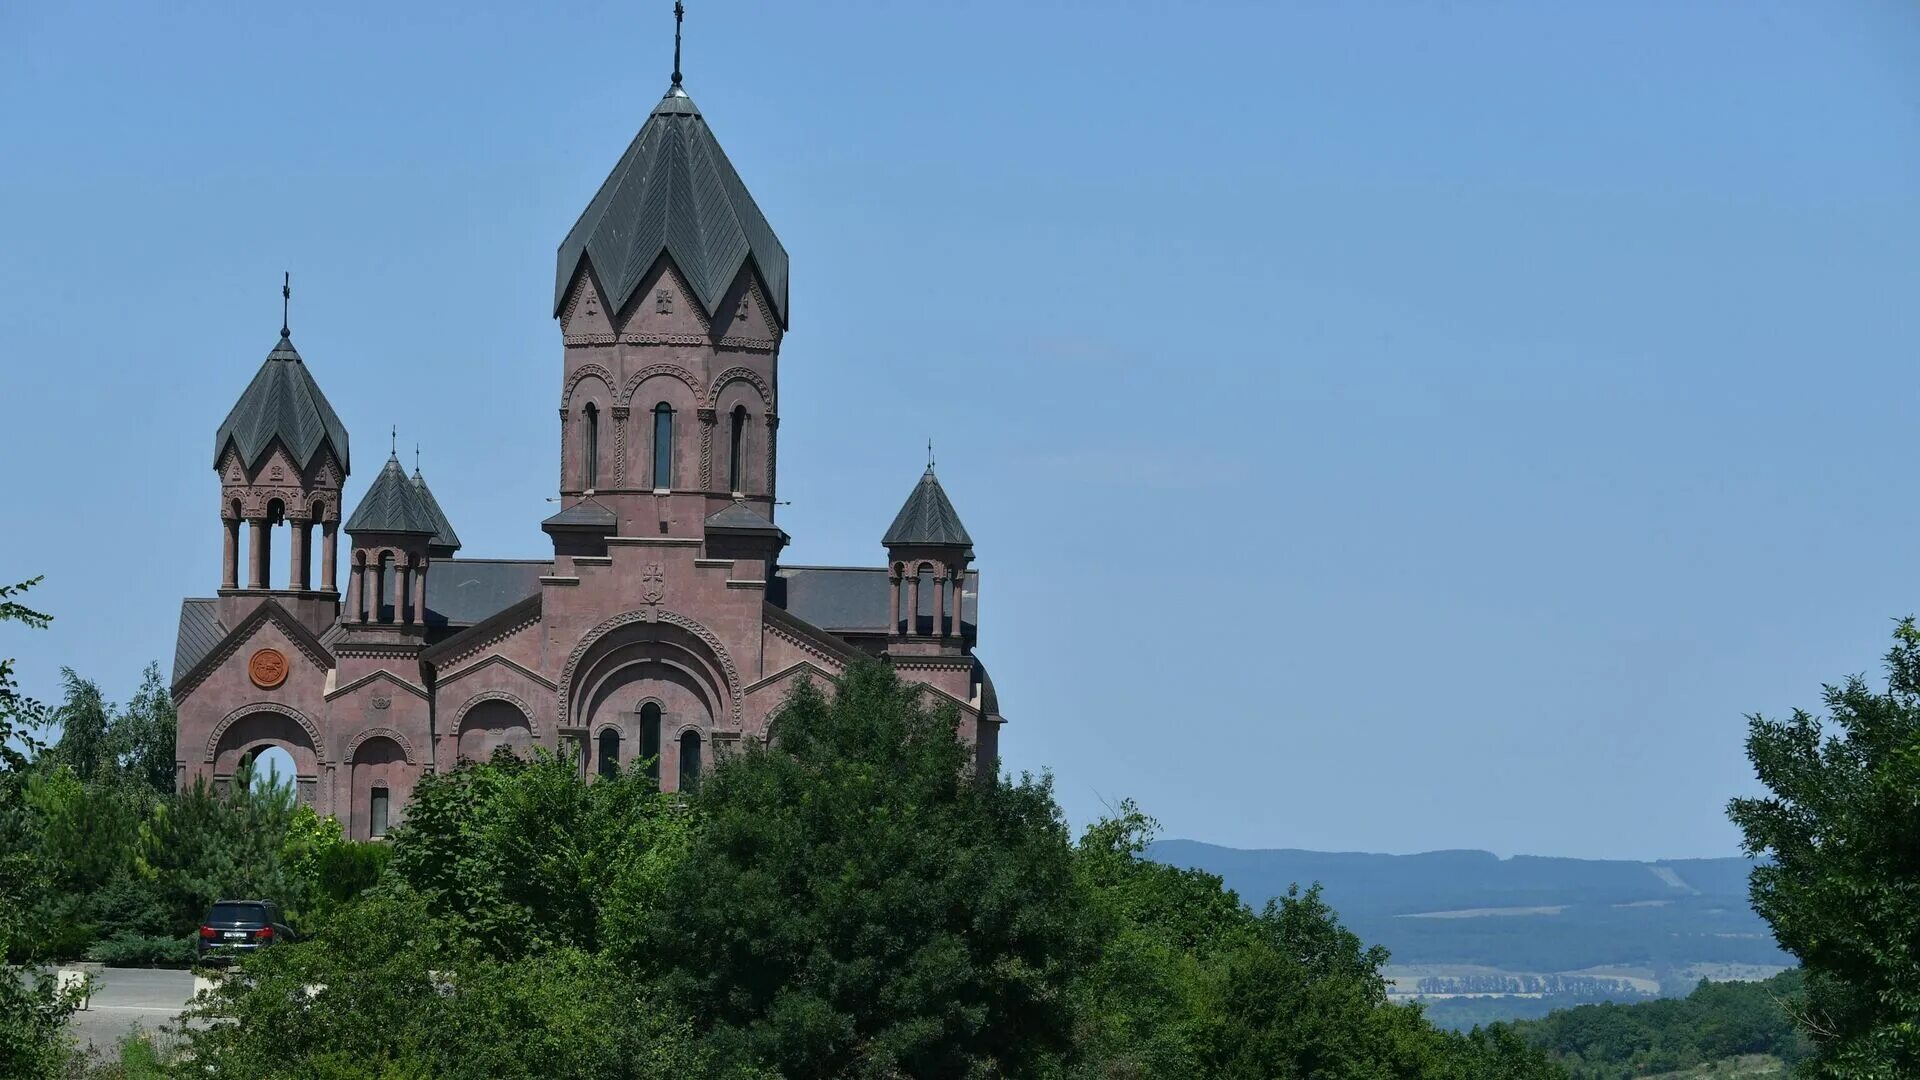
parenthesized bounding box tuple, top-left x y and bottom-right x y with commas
(196, 900, 293, 963)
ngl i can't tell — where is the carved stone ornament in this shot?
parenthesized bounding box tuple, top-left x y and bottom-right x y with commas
(248, 648, 289, 690)
(642, 563, 666, 605)
(371, 696, 392, 710)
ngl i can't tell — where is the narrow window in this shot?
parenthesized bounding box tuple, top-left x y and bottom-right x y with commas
(582, 402, 600, 489)
(728, 405, 748, 493)
(679, 730, 702, 791)
(597, 728, 619, 778)
(370, 787, 390, 838)
(652, 403, 674, 489)
(640, 703, 662, 782)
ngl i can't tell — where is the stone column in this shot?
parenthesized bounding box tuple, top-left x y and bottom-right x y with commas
(290, 520, 310, 590)
(364, 560, 379, 622)
(345, 556, 362, 621)
(396, 564, 412, 624)
(321, 523, 337, 592)
(888, 575, 901, 635)
(248, 519, 268, 589)
(908, 573, 921, 637)
(952, 573, 965, 642)
(411, 559, 427, 626)
(221, 518, 239, 589)
(935, 572, 948, 639)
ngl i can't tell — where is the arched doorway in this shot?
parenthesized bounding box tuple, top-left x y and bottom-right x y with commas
(562, 615, 733, 791)
(210, 706, 322, 807)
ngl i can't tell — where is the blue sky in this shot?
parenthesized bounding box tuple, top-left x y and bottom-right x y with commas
(2, 1, 1916, 860)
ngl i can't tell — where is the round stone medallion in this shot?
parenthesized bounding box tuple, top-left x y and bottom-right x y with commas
(248, 647, 289, 689)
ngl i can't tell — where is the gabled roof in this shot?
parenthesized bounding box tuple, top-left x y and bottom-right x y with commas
(412, 467, 461, 553)
(883, 468, 973, 548)
(173, 599, 228, 686)
(213, 332, 351, 473)
(346, 455, 439, 534)
(554, 84, 789, 328)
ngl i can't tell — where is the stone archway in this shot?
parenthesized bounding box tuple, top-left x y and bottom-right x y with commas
(207, 704, 323, 808)
(346, 734, 413, 841)
(559, 611, 733, 789)
(454, 697, 535, 762)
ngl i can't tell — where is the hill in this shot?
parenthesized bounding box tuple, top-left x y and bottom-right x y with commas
(1149, 840, 1792, 1025)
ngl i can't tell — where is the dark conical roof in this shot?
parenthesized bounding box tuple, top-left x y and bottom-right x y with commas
(884, 468, 973, 548)
(554, 84, 788, 328)
(346, 455, 439, 535)
(213, 333, 351, 474)
(412, 467, 462, 553)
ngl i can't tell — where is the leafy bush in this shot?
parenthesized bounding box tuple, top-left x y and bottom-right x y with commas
(86, 931, 197, 967)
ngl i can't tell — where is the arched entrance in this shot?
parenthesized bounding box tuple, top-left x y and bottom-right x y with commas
(208, 705, 322, 807)
(347, 733, 414, 841)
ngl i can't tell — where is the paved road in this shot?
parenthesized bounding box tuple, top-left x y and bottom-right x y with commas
(61, 967, 197, 1057)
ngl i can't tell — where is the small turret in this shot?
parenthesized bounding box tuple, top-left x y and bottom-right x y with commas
(344, 450, 439, 630)
(883, 462, 974, 646)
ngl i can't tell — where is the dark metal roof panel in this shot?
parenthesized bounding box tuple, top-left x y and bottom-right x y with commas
(212, 333, 351, 474)
(173, 599, 228, 685)
(412, 469, 461, 552)
(705, 500, 784, 534)
(425, 559, 549, 626)
(883, 469, 974, 548)
(346, 456, 439, 534)
(555, 86, 788, 327)
(542, 500, 617, 529)
(774, 565, 977, 632)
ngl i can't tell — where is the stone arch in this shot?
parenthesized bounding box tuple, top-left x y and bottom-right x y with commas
(344, 726, 417, 765)
(705, 366, 774, 411)
(618, 364, 704, 408)
(556, 608, 742, 727)
(454, 695, 536, 762)
(206, 702, 323, 765)
(561, 363, 617, 411)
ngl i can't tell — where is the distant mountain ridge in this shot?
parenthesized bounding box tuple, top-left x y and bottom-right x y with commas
(1148, 840, 1790, 1024)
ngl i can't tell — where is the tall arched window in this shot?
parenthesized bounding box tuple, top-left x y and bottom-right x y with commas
(640, 703, 662, 782)
(597, 728, 619, 778)
(728, 405, 748, 493)
(582, 402, 600, 489)
(679, 730, 702, 791)
(652, 403, 674, 489)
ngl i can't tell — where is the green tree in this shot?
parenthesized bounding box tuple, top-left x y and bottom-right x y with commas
(645, 663, 1091, 1079)
(1728, 619, 1920, 1077)
(0, 575, 84, 1077)
(49, 667, 112, 782)
(113, 662, 178, 798)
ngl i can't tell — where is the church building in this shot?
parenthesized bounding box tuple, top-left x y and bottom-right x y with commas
(169, 46, 1002, 840)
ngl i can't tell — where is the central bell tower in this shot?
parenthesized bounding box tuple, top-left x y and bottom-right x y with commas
(544, 8, 788, 556)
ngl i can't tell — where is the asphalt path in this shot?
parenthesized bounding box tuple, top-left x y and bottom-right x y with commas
(55, 967, 197, 1057)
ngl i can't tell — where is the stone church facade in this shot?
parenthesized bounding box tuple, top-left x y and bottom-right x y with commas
(171, 75, 1001, 840)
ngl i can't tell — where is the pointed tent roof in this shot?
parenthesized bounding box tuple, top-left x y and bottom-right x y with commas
(213, 332, 351, 473)
(346, 455, 439, 534)
(554, 84, 788, 328)
(412, 467, 462, 553)
(883, 468, 973, 549)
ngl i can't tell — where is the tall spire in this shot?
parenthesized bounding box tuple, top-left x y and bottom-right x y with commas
(671, 1, 685, 87)
(280, 272, 291, 339)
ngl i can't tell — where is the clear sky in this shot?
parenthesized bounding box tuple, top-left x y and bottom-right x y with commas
(2, 2, 1917, 860)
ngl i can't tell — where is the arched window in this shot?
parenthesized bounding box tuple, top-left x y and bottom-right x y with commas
(597, 728, 619, 778)
(582, 402, 600, 489)
(640, 703, 662, 782)
(370, 786, 390, 838)
(679, 730, 702, 791)
(652, 403, 674, 490)
(728, 405, 748, 493)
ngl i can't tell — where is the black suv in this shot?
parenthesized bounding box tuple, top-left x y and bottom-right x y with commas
(196, 900, 293, 962)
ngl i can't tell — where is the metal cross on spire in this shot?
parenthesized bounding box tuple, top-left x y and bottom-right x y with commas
(414, 443, 421, 474)
(280, 272, 291, 338)
(390, 425, 397, 457)
(927, 439, 935, 472)
(671, 1, 685, 87)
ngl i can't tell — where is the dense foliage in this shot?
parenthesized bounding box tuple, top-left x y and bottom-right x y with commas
(1511, 970, 1810, 1078)
(1728, 620, 1920, 1077)
(166, 662, 1564, 1079)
